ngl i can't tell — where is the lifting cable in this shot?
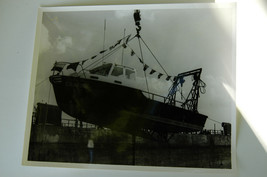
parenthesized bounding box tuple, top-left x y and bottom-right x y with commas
(138, 37, 150, 96)
(140, 37, 169, 76)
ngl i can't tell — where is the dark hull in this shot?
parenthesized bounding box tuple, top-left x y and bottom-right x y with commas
(49, 75, 207, 134)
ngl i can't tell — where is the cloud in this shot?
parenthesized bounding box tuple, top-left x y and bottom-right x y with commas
(39, 24, 51, 54)
(114, 10, 132, 19)
(149, 77, 171, 95)
(55, 36, 72, 54)
(141, 10, 155, 22)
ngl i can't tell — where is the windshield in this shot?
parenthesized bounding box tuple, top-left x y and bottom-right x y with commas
(89, 63, 112, 76)
(125, 69, 135, 79)
(111, 66, 123, 77)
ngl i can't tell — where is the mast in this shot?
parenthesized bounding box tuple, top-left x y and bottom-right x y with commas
(121, 28, 126, 65)
(102, 19, 106, 63)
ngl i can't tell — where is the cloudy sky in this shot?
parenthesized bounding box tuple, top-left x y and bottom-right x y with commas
(34, 4, 236, 130)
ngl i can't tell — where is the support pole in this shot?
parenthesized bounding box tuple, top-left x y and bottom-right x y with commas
(132, 134, 136, 165)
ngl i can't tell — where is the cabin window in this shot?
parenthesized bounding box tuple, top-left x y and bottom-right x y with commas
(125, 69, 135, 79)
(111, 66, 123, 77)
(89, 63, 112, 76)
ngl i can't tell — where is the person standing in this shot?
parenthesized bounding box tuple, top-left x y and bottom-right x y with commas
(87, 138, 94, 163)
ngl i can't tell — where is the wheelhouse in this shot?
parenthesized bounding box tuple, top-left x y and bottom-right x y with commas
(89, 63, 136, 80)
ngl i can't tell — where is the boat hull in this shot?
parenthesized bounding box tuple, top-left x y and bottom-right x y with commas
(49, 75, 207, 134)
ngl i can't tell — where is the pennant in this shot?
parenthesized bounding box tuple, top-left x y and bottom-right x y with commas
(109, 46, 115, 50)
(118, 39, 122, 44)
(82, 59, 87, 65)
(158, 73, 163, 79)
(166, 76, 171, 81)
(114, 39, 122, 47)
(67, 62, 80, 71)
(131, 50, 135, 56)
(51, 62, 68, 72)
(138, 57, 143, 64)
(99, 49, 107, 54)
(91, 55, 97, 59)
(143, 64, 149, 71)
(125, 35, 131, 44)
(149, 69, 156, 75)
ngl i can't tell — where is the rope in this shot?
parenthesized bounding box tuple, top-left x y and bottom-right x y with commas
(199, 79, 206, 94)
(207, 117, 222, 124)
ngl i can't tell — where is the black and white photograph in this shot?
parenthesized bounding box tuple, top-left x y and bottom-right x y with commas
(24, 3, 236, 170)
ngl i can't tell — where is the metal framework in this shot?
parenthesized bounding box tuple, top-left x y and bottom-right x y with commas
(165, 68, 206, 112)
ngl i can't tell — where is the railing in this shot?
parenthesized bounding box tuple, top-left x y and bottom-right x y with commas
(141, 90, 184, 106)
(61, 119, 96, 129)
(203, 129, 224, 135)
(32, 115, 96, 129)
(178, 129, 225, 135)
(32, 114, 227, 135)
(196, 129, 225, 135)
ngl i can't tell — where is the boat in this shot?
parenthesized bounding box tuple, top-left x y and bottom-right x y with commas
(49, 10, 208, 138)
